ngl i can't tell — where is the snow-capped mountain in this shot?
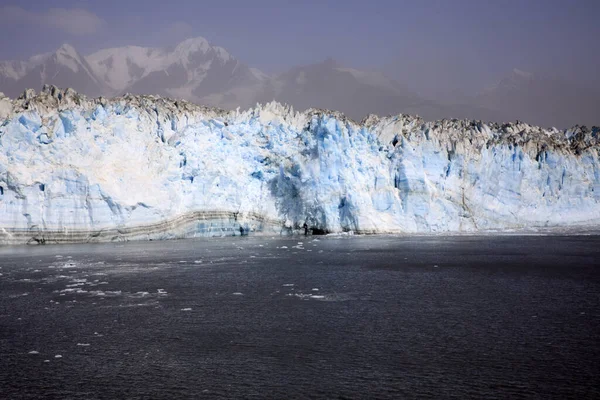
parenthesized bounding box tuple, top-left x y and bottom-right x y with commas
(87, 37, 264, 104)
(0, 39, 459, 121)
(1, 40, 598, 127)
(0, 38, 266, 107)
(0, 44, 106, 99)
(477, 68, 600, 128)
(254, 58, 426, 120)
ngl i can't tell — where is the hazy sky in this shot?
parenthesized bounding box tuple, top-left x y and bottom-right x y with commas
(1, 0, 598, 96)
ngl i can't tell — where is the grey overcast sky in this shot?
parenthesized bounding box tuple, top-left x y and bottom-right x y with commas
(0, 0, 598, 95)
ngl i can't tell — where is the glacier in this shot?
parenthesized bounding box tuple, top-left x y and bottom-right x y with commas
(0, 85, 599, 245)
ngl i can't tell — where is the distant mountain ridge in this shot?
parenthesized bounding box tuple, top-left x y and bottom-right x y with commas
(475, 68, 600, 128)
(0, 38, 598, 128)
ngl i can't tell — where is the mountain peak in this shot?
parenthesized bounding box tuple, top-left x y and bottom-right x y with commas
(56, 43, 78, 58)
(174, 37, 211, 56)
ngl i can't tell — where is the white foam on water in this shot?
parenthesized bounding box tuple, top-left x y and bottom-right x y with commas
(310, 295, 325, 299)
(194, 260, 203, 264)
(76, 343, 90, 347)
(282, 284, 294, 287)
(312, 288, 319, 291)
(232, 292, 244, 296)
(181, 308, 192, 311)
(55, 355, 62, 358)
(28, 350, 39, 354)
(157, 289, 167, 294)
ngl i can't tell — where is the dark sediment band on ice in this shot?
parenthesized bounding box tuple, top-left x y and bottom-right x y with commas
(0, 211, 285, 245)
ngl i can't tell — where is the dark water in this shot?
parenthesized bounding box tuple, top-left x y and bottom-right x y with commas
(0, 235, 599, 399)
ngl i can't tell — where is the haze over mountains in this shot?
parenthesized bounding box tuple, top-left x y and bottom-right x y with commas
(1, 37, 598, 128)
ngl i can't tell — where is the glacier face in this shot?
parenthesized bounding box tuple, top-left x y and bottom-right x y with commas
(0, 86, 599, 244)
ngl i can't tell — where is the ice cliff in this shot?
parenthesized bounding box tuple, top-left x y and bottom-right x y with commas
(0, 86, 599, 244)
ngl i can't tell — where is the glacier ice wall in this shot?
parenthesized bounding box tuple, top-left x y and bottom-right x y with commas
(1, 86, 599, 244)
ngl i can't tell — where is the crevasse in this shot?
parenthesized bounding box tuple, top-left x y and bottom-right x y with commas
(0, 86, 599, 244)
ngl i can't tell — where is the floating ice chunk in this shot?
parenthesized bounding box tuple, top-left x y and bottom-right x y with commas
(280, 246, 288, 249)
(44, 360, 50, 363)
(55, 355, 62, 358)
(310, 295, 325, 299)
(433, 265, 439, 268)
(28, 350, 39, 354)
(312, 288, 319, 291)
(232, 292, 244, 296)
(181, 308, 192, 311)
(58, 288, 78, 293)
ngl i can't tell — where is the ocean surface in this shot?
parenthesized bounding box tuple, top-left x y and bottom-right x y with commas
(0, 235, 598, 399)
